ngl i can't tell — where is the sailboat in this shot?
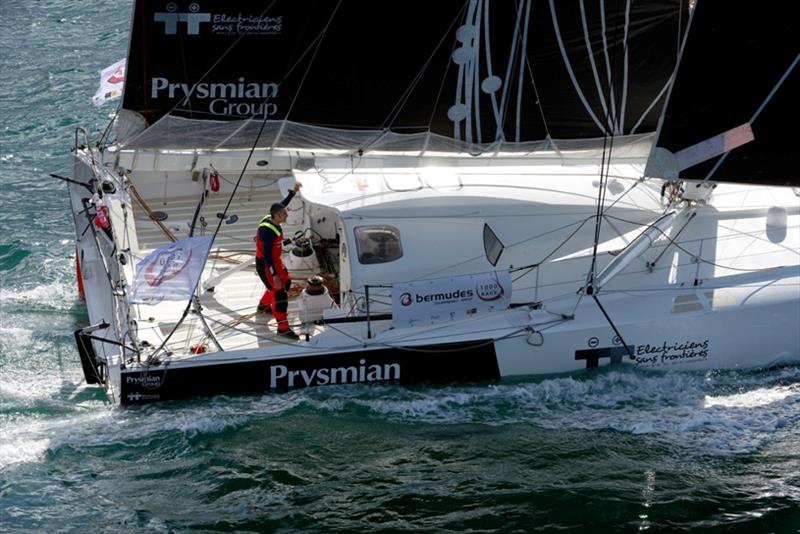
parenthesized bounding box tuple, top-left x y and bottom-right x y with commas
(65, 0, 799, 404)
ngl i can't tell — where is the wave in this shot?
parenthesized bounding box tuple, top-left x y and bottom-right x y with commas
(0, 392, 306, 471)
(1, 366, 798, 471)
(327, 366, 800, 456)
(0, 281, 82, 312)
(0, 241, 31, 271)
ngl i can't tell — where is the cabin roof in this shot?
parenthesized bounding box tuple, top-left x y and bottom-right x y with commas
(294, 162, 653, 218)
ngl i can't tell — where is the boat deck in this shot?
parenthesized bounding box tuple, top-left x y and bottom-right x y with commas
(128, 188, 334, 356)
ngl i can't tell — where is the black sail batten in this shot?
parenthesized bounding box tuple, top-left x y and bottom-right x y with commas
(120, 0, 687, 146)
(650, 1, 800, 186)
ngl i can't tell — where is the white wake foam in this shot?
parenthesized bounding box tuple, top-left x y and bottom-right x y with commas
(0, 281, 78, 311)
(2, 367, 798, 471)
(342, 367, 800, 455)
(0, 392, 311, 471)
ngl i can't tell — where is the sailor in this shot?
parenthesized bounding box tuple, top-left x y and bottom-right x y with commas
(256, 181, 303, 340)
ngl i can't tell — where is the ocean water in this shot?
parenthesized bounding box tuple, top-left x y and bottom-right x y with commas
(1, 1, 800, 531)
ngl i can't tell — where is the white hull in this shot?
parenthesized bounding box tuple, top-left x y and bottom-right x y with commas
(67, 146, 800, 405)
(112, 266, 799, 404)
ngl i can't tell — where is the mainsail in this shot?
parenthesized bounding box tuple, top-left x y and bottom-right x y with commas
(120, 0, 688, 147)
(650, 1, 799, 185)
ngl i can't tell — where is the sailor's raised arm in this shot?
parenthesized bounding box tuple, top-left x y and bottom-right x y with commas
(282, 180, 302, 206)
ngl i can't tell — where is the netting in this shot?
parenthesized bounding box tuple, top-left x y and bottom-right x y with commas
(118, 116, 654, 161)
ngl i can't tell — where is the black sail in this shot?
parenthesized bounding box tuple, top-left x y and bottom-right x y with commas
(652, 1, 800, 185)
(121, 0, 687, 145)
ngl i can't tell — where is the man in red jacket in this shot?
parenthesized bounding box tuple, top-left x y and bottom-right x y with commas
(256, 181, 302, 340)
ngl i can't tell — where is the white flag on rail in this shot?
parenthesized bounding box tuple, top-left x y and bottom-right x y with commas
(128, 236, 213, 304)
(92, 58, 126, 106)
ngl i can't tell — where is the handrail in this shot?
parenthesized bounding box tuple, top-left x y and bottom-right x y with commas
(74, 126, 90, 151)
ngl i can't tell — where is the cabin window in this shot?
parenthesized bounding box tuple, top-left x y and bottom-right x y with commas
(354, 226, 403, 264)
(483, 224, 504, 266)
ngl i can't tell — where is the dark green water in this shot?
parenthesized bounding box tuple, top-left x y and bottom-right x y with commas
(1, 1, 800, 531)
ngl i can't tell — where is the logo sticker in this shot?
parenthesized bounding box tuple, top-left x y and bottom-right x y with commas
(154, 4, 211, 35)
(475, 280, 504, 301)
(144, 242, 193, 286)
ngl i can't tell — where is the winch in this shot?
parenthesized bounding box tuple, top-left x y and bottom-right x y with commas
(300, 275, 336, 325)
(284, 234, 320, 273)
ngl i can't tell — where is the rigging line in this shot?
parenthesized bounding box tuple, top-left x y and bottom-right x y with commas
(482, 0, 503, 133)
(591, 293, 635, 360)
(568, 291, 585, 320)
(416, 212, 598, 286)
(648, 211, 696, 268)
(597, 274, 800, 295)
(616, 0, 631, 133)
(272, 1, 344, 148)
(81, 198, 117, 294)
(599, 0, 617, 131)
(676, 0, 682, 59)
(148, 0, 280, 123)
(91, 228, 127, 356)
(453, 53, 466, 139)
(522, 53, 551, 141)
(375, 319, 531, 347)
(214, 1, 342, 241)
(602, 213, 791, 273)
(511, 216, 597, 283)
(716, 221, 800, 257)
(548, 0, 606, 133)
(134, 0, 327, 149)
(312, 157, 365, 185)
(587, 0, 626, 286)
(175, 5, 194, 117)
(123, 171, 177, 242)
(139, 3, 151, 122)
(494, 0, 525, 142)
(463, 0, 479, 145)
(704, 53, 799, 181)
(146, 1, 346, 363)
(622, 12, 691, 134)
(496, 0, 525, 141)
(377, 2, 468, 139)
(579, 0, 612, 132)
(472, 0, 484, 145)
(98, 106, 121, 146)
(629, 74, 672, 135)
(514, 0, 532, 143)
(532, 318, 574, 334)
(465, 24, 479, 144)
(197, 313, 531, 354)
(603, 178, 642, 212)
(588, 131, 612, 284)
(606, 170, 668, 215)
(214, 18, 337, 150)
(642, 1, 696, 164)
(202, 314, 367, 350)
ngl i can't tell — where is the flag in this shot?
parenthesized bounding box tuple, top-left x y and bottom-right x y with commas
(92, 58, 126, 107)
(128, 236, 213, 304)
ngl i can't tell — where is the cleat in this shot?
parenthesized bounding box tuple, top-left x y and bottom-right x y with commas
(276, 329, 300, 340)
(257, 304, 272, 315)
